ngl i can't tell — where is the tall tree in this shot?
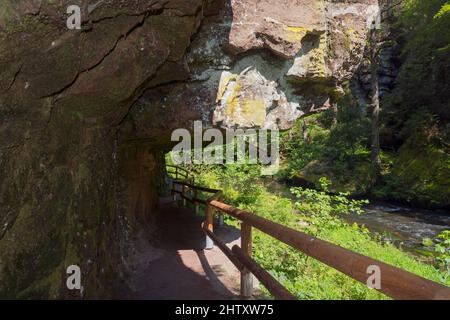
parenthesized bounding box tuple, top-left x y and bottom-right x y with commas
(368, 22, 382, 187)
(367, 0, 402, 187)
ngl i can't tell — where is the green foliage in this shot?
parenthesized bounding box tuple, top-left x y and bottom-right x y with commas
(374, 110, 450, 208)
(279, 98, 373, 194)
(435, 3, 450, 19)
(181, 3, 450, 298)
(291, 177, 368, 232)
(423, 230, 450, 282)
(193, 162, 265, 208)
(280, 86, 449, 208)
(280, 119, 325, 172)
(190, 164, 449, 299)
(398, 0, 447, 28)
(281, 99, 370, 172)
(386, 0, 450, 123)
(378, 1, 450, 205)
(435, 231, 450, 274)
(324, 103, 371, 163)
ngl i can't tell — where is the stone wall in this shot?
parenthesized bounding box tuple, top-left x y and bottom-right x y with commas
(0, 0, 379, 298)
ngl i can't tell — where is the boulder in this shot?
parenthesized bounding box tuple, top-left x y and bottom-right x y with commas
(0, 0, 379, 298)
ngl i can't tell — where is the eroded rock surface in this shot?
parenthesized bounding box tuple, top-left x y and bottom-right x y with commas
(0, 0, 378, 298)
(181, 0, 379, 130)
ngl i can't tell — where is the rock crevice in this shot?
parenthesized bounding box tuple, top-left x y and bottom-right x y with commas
(0, 0, 379, 298)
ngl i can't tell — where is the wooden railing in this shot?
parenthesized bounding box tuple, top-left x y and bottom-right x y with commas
(166, 164, 192, 182)
(168, 166, 450, 300)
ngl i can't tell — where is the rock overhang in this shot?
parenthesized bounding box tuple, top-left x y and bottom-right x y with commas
(0, 0, 381, 298)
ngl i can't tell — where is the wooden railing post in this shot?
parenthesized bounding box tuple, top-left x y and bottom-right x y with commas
(240, 222, 253, 298)
(166, 167, 450, 300)
(218, 211, 224, 226)
(182, 185, 187, 207)
(172, 181, 177, 202)
(205, 204, 214, 250)
(194, 189, 199, 215)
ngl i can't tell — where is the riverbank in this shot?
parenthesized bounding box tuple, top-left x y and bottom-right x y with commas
(264, 177, 449, 256)
(278, 107, 450, 212)
(346, 203, 450, 256)
(191, 164, 449, 299)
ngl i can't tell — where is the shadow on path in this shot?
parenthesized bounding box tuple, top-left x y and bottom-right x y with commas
(127, 198, 241, 300)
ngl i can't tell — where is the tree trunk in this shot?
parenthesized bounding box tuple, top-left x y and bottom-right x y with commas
(370, 55, 382, 187)
(331, 102, 338, 125)
(303, 119, 311, 144)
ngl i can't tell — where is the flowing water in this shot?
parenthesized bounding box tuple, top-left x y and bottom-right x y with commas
(264, 178, 450, 255)
(345, 203, 450, 255)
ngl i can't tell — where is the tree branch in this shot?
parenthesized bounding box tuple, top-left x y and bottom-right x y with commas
(381, 0, 404, 15)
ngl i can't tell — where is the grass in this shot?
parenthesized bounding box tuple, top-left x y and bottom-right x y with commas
(193, 166, 449, 300)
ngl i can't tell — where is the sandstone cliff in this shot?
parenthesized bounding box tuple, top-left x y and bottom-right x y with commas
(0, 0, 378, 298)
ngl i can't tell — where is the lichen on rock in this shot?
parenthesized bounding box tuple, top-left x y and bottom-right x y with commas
(0, 0, 380, 298)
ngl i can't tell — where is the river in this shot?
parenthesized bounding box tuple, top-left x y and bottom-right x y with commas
(264, 178, 450, 256)
(346, 203, 450, 255)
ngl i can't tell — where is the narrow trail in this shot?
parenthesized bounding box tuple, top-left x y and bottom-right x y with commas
(126, 198, 251, 300)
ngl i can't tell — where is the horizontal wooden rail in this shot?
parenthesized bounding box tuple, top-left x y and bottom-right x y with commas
(167, 164, 189, 173)
(168, 166, 450, 300)
(203, 226, 244, 271)
(166, 164, 191, 182)
(232, 245, 297, 300)
(210, 200, 450, 300)
(174, 182, 220, 195)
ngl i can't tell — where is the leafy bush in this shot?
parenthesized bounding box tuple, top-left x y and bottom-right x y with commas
(188, 164, 449, 299)
(423, 230, 450, 282)
(279, 100, 372, 194)
(291, 177, 368, 232)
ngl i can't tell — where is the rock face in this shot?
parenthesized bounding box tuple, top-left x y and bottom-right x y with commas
(201, 0, 379, 130)
(0, 0, 378, 298)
